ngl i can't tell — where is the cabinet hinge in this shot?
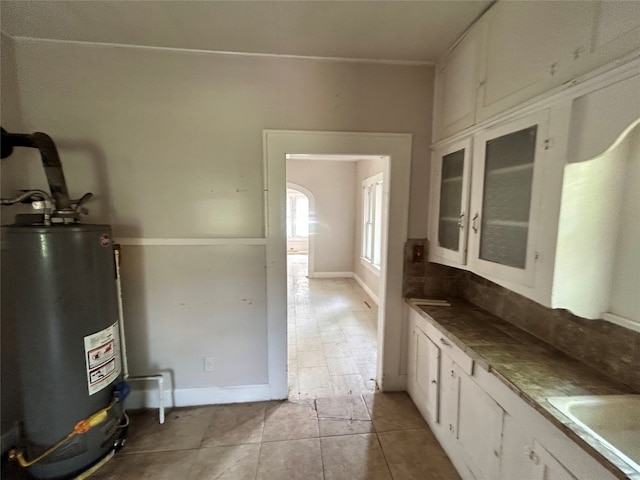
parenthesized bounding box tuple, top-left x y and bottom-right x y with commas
(543, 139, 553, 150)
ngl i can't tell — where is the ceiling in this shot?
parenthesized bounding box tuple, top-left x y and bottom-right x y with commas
(0, 0, 493, 64)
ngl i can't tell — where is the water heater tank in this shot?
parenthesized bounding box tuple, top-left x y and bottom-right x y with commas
(3, 224, 125, 479)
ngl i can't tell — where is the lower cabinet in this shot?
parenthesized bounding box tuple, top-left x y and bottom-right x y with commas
(439, 349, 505, 480)
(407, 315, 440, 424)
(406, 307, 618, 480)
(528, 440, 579, 480)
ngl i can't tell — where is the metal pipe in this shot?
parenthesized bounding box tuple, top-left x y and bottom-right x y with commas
(1, 128, 72, 210)
(1, 189, 52, 206)
(114, 246, 165, 424)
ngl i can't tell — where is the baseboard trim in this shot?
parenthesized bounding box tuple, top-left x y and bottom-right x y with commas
(309, 271, 354, 278)
(353, 273, 379, 306)
(126, 384, 275, 409)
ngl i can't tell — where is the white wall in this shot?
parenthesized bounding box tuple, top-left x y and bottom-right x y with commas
(286, 159, 355, 274)
(1, 37, 433, 407)
(353, 158, 386, 301)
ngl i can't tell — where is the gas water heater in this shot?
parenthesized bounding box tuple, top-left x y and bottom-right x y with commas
(1, 128, 128, 479)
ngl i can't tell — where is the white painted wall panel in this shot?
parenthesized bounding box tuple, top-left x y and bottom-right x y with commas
(120, 245, 268, 388)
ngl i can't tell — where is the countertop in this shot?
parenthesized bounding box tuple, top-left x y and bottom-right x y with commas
(407, 298, 638, 480)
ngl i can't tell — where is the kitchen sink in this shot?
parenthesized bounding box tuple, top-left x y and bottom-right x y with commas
(547, 395, 640, 472)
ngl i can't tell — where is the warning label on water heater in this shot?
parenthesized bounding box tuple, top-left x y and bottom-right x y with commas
(84, 322, 121, 395)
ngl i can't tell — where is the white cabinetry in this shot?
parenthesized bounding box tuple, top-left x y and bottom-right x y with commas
(591, 1, 640, 69)
(476, 2, 597, 122)
(406, 306, 619, 480)
(429, 109, 552, 291)
(439, 348, 505, 480)
(433, 27, 482, 141)
(407, 309, 504, 480)
(431, 1, 640, 141)
(407, 311, 440, 424)
(429, 138, 472, 265)
(468, 109, 550, 287)
(528, 440, 579, 480)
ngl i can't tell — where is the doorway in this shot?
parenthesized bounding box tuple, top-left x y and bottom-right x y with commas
(285, 158, 386, 399)
(263, 130, 412, 400)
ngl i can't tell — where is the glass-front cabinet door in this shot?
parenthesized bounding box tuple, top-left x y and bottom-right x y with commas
(469, 110, 549, 286)
(429, 138, 472, 265)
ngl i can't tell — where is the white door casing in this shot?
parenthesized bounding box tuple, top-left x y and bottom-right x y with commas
(263, 130, 412, 396)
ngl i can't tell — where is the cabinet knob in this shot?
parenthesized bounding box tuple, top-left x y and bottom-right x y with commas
(431, 380, 438, 384)
(457, 213, 465, 229)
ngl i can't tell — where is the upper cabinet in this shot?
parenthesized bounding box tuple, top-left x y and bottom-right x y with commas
(433, 28, 482, 141)
(429, 138, 472, 265)
(591, 1, 640, 66)
(476, 2, 597, 122)
(432, 1, 640, 141)
(468, 110, 549, 287)
(429, 109, 551, 291)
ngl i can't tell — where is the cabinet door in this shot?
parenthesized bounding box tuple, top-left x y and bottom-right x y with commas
(457, 370, 505, 480)
(529, 440, 579, 480)
(439, 352, 460, 439)
(591, 1, 640, 67)
(476, 2, 596, 122)
(469, 109, 549, 286)
(429, 138, 472, 266)
(414, 327, 440, 424)
(408, 318, 441, 425)
(433, 27, 481, 140)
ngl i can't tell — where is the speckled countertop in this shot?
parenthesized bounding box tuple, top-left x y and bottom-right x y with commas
(407, 298, 639, 480)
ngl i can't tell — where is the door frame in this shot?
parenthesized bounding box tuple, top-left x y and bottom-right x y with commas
(263, 130, 412, 398)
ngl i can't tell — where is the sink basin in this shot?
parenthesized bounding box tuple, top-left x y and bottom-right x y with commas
(547, 395, 640, 472)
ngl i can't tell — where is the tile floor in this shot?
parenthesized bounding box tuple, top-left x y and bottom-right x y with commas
(2, 255, 462, 479)
(287, 255, 379, 400)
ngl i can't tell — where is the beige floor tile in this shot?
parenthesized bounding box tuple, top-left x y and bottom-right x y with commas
(187, 444, 260, 480)
(377, 429, 461, 480)
(125, 407, 213, 453)
(299, 366, 331, 389)
(363, 392, 427, 432)
(201, 402, 266, 448)
(316, 395, 370, 421)
(350, 347, 377, 364)
(323, 342, 353, 358)
(297, 336, 324, 352)
(331, 374, 368, 396)
(262, 400, 319, 441)
(321, 434, 392, 480)
(346, 335, 377, 350)
(298, 349, 329, 368)
(90, 450, 197, 480)
(316, 393, 374, 436)
(256, 438, 323, 480)
(320, 329, 348, 344)
(319, 419, 375, 437)
(357, 362, 378, 382)
(327, 356, 360, 375)
(294, 386, 335, 400)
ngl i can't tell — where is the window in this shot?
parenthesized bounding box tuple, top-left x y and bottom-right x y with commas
(286, 189, 309, 238)
(361, 173, 384, 269)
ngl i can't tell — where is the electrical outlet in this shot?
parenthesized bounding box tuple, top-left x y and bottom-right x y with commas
(204, 357, 215, 372)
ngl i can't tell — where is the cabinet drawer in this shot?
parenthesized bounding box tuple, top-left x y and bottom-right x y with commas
(418, 320, 474, 376)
